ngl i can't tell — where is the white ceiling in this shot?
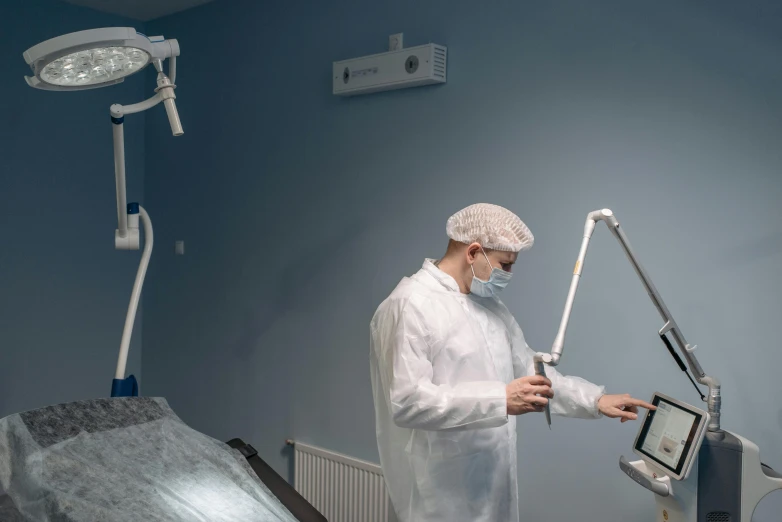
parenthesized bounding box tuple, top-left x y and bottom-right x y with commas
(59, 0, 217, 21)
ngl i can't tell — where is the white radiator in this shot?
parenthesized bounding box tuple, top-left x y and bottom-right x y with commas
(288, 440, 397, 522)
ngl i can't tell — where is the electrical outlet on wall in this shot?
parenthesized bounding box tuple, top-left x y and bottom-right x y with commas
(389, 33, 403, 51)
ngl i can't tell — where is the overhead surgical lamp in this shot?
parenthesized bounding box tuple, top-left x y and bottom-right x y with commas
(23, 28, 183, 397)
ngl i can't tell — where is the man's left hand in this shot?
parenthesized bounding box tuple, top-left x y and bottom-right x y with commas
(598, 394, 656, 423)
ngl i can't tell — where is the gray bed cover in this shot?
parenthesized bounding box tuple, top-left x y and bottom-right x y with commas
(0, 396, 298, 521)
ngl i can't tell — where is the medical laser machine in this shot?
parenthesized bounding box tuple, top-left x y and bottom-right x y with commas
(23, 28, 183, 397)
(534, 209, 782, 521)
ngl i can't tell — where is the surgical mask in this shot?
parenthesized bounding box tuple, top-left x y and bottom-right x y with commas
(470, 248, 513, 298)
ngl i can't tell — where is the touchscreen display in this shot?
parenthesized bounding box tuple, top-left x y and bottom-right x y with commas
(635, 396, 703, 475)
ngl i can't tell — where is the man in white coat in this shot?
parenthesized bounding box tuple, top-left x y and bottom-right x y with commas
(370, 203, 654, 522)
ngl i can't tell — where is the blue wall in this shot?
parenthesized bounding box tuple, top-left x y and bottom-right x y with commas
(0, 0, 146, 417)
(144, 1, 782, 520)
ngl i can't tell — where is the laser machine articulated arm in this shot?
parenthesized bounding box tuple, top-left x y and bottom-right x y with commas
(533, 209, 721, 432)
(533, 209, 782, 522)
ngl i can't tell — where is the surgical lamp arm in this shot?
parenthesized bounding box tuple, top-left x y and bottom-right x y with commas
(111, 56, 181, 244)
(534, 209, 721, 432)
(107, 54, 181, 391)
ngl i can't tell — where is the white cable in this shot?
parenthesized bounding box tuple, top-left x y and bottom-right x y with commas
(115, 206, 153, 379)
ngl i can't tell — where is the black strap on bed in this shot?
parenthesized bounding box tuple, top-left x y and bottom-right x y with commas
(226, 438, 328, 522)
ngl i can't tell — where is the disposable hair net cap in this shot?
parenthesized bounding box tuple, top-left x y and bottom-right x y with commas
(446, 203, 534, 252)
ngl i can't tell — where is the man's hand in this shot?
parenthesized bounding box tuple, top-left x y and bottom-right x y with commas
(506, 375, 554, 415)
(598, 394, 656, 423)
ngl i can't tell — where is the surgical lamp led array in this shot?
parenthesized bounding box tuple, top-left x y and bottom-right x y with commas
(23, 27, 183, 397)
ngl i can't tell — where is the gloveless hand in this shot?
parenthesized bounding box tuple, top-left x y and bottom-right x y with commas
(598, 393, 657, 422)
(506, 375, 554, 415)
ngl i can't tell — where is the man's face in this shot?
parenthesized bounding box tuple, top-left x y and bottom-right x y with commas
(471, 246, 518, 281)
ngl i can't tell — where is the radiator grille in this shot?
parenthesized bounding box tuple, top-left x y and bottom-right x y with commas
(291, 441, 396, 522)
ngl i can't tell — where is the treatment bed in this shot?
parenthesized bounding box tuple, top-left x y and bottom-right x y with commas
(0, 397, 327, 521)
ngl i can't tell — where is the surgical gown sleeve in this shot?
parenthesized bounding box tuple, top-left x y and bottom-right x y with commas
(372, 301, 509, 431)
(509, 320, 605, 419)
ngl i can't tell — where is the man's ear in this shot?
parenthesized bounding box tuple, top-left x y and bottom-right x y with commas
(466, 243, 482, 265)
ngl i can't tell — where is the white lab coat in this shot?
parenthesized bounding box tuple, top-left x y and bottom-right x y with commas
(370, 259, 605, 522)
